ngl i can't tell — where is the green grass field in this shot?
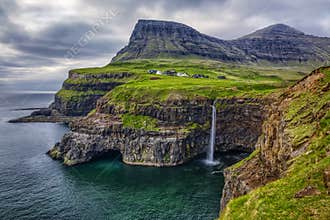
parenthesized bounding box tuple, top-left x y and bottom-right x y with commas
(62, 59, 312, 106)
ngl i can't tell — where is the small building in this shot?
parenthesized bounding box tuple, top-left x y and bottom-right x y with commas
(192, 74, 209, 79)
(177, 72, 189, 77)
(148, 69, 157, 74)
(163, 70, 177, 76)
(156, 70, 163, 75)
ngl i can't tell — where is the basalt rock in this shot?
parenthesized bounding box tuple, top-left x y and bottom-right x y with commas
(49, 97, 266, 166)
(52, 72, 132, 116)
(53, 93, 104, 116)
(14, 70, 133, 121)
(216, 98, 266, 152)
(48, 113, 209, 166)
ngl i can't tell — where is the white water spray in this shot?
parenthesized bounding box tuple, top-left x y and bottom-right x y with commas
(207, 103, 216, 163)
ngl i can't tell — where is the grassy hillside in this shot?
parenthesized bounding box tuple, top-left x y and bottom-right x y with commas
(62, 59, 310, 108)
(220, 67, 330, 220)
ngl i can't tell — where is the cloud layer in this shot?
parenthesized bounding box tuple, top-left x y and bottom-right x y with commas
(1, 0, 329, 90)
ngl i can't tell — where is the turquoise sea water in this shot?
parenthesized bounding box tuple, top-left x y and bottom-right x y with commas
(0, 92, 247, 220)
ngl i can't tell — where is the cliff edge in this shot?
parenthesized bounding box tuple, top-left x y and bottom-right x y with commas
(220, 66, 330, 219)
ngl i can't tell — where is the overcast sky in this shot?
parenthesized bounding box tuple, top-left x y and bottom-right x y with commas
(1, 0, 329, 90)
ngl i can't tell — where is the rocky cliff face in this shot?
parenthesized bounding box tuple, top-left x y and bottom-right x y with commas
(48, 97, 265, 166)
(216, 98, 265, 152)
(112, 20, 330, 64)
(48, 113, 209, 166)
(220, 66, 330, 219)
(52, 71, 132, 116)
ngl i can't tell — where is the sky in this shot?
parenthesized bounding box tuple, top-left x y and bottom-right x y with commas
(1, 0, 330, 90)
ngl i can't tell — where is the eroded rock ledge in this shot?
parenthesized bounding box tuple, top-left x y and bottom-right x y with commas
(48, 97, 266, 166)
(48, 113, 209, 166)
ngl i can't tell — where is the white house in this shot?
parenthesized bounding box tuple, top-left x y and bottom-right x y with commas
(177, 72, 189, 77)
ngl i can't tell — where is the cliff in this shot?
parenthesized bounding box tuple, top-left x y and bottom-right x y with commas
(44, 57, 301, 167)
(48, 97, 265, 166)
(112, 20, 330, 64)
(9, 69, 134, 122)
(220, 66, 330, 219)
(52, 71, 132, 116)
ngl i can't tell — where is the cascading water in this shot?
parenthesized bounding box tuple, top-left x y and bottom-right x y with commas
(206, 102, 217, 163)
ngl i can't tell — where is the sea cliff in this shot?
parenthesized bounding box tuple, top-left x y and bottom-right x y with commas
(220, 66, 330, 219)
(48, 96, 265, 166)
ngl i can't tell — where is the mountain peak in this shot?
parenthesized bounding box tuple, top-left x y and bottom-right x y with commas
(136, 19, 191, 27)
(263, 23, 304, 34)
(129, 19, 200, 41)
(240, 23, 305, 39)
(112, 19, 330, 63)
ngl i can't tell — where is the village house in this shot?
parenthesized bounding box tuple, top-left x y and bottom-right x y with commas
(177, 72, 189, 77)
(147, 69, 157, 74)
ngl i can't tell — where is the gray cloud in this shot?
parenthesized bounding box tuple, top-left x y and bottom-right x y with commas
(0, 0, 329, 90)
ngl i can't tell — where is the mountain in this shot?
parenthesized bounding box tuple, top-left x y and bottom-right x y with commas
(112, 20, 330, 64)
(238, 23, 305, 39)
(112, 19, 248, 62)
(231, 24, 330, 63)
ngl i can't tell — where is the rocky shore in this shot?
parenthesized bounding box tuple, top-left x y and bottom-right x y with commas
(8, 108, 80, 123)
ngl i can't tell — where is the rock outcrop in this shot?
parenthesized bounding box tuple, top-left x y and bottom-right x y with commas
(53, 71, 132, 116)
(220, 66, 330, 219)
(112, 20, 330, 64)
(216, 98, 265, 152)
(48, 97, 266, 166)
(48, 113, 209, 166)
(10, 71, 133, 123)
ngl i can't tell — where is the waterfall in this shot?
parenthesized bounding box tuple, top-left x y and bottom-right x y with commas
(207, 103, 216, 162)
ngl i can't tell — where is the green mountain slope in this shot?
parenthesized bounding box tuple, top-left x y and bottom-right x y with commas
(220, 66, 330, 219)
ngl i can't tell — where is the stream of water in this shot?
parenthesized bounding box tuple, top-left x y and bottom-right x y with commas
(205, 103, 219, 166)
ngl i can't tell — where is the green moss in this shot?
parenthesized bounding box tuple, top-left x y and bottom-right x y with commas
(87, 109, 96, 116)
(289, 123, 316, 148)
(49, 148, 61, 159)
(121, 113, 159, 131)
(179, 122, 204, 133)
(320, 111, 330, 131)
(63, 157, 75, 166)
(164, 152, 171, 163)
